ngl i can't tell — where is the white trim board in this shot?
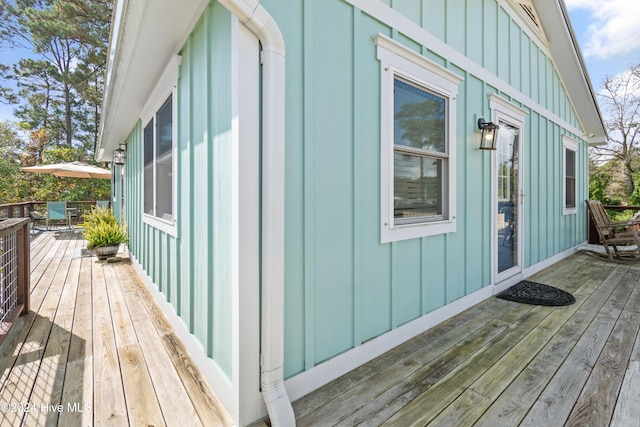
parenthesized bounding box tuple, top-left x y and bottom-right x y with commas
(562, 135, 579, 216)
(285, 284, 493, 401)
(376, 34, 463, 243)
(345, 0, 587, 141)
(522, 243, 582, 279)
(490, 94, 528, 286)
(231, 21, 266, 425)
(285, 242, 582, 401)
(128, 252, 235, 418)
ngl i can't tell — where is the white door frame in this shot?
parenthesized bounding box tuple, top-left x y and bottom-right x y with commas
(489, 95, 528, 290)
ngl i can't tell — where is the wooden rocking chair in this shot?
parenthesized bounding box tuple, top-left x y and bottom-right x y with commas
(585, 200, 640, 261)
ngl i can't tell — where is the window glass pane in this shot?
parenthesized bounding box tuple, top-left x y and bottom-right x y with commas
(566, 177, 576, 208)
(143, 121, 154, 215)
(565, 148, 576, 208)
(394, 78, 446, 153)
(394, 151, 443, 222)
(566, 148, 575, 178)
(156, 95, 173, 219)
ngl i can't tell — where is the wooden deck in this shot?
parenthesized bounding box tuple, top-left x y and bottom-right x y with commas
(0, 231, 231, 426)
(5, 230, 640, 427)
(293, 252, 640, 426)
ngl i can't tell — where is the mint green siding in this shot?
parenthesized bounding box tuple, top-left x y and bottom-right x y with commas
(122, 0, 590, 385)
(123, 2, 234, 379)
(260, 0, 589, 378)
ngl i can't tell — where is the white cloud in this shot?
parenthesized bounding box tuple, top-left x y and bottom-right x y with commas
(565, 0, 640, 59)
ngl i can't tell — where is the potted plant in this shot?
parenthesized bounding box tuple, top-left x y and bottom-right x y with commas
(82, 206, 128, 260)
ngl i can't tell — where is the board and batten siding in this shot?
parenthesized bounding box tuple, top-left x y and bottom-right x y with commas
(259, 0, 588, 379)
(124, 2, 234, 380)
(123, 0, 589, 389)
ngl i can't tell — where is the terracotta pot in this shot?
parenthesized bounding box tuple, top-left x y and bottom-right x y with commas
(93, 244, 119, 260)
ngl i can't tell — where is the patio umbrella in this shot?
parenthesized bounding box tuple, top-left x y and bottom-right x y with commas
(21, 161, 111, 179)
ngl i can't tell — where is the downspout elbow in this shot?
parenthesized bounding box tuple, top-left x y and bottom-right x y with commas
(261, 365, 295, 426)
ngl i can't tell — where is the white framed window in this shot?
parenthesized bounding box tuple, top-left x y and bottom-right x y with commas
(376, 34, 463, 243)
(140, 55, 180, 235)
(563, 136, 578, 215)
(144, 94, 173, 217)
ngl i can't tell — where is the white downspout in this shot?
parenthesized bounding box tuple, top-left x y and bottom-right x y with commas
(217, 1, 295, 425)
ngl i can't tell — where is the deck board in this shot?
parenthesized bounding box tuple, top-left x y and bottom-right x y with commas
(6, 231, 640, 426)
(293, 253, 640, 426)
(0, 231, 230, 426)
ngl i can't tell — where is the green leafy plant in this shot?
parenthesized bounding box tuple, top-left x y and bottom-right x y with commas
(81, 206, 128, 250)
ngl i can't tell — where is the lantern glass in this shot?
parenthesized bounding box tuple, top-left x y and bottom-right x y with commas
(113, 148, 126, 165)
(478, 119, 499, 150)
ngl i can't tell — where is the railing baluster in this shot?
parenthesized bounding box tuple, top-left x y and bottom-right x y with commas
(0, 218, 30, 345)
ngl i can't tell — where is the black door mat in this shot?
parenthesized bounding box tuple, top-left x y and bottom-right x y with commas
(496, 280, 575, 306)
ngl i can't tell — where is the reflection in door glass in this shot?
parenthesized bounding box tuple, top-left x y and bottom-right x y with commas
(497, 122, 519, 273)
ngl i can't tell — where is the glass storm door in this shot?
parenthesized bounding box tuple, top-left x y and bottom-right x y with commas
(496, 121, 521, 277)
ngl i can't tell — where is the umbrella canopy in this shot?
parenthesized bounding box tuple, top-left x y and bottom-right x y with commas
(21, 161, 111, 179)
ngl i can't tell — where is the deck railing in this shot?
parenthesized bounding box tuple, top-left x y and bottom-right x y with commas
(0, 218, 30, 345)
(0, 201, 104, 225)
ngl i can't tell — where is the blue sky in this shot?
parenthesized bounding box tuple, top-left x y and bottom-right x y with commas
(0, 44, 31, 123)
(1, 1, 639, 124)
(565, 0, 640, 90)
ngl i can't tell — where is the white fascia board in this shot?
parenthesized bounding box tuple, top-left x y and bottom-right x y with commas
(346, 0, 605, 144)
(97, 0, 208, 161)
(533, 0, 608, 143)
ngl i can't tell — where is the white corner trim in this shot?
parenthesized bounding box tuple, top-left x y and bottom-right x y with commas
(217, 1, 295, 425)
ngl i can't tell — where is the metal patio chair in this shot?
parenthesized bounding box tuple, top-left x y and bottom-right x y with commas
(46, 201, 69, 230)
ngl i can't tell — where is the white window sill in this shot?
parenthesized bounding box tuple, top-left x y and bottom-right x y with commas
(381, 218, 456, 243)
(143, 213, 177, 237)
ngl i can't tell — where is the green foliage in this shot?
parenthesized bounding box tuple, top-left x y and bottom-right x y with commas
(81, 205, 118, 226)
(0, 120, 110, 203)
(629, 173, 640, 206)
(589, 159, 627, 205)
(0, 1, 112, 205)
(608, 209, 637, 222)
(81, 206, 128, 250)
(0, 0, 112, 149)
(591, 63, 640, 201)
(589, 163, 614, 204)
(395, 81, 446, 152)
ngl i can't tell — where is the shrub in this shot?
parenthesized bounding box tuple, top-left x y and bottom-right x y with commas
(81, 206, 128, 250)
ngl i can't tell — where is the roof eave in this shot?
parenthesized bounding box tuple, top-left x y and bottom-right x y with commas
(96, 0, 208, 161)
(534, 0, 608, 145)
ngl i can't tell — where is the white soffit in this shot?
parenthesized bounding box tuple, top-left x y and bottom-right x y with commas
(533, 0, 607, 144)
(98, 0, 207, 160)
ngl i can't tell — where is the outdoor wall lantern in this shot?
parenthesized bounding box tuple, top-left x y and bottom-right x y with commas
(113, 143, 126, 165)
(478, 118, 500, 150)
